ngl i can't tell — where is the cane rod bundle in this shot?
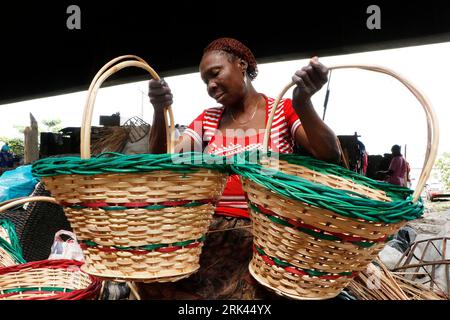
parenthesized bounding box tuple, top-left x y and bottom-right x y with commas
(346, 259, 448, 300)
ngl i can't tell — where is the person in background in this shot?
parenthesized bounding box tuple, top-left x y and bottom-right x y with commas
(1, 143, 10, 153)
(1, 143, 12, 168)
(380, 144, 408, 187)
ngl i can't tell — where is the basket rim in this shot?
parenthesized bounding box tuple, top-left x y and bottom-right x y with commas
(32, 152, 230, 177)
(0, 259, 102, 300)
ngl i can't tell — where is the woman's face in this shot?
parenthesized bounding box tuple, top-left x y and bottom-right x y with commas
(199, 51, 247, 106)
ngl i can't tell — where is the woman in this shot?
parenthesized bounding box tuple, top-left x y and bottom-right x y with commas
(380, 144, 408, 187)
(139, 38, 341, 299)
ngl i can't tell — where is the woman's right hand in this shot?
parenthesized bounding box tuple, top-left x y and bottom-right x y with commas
(148, 78, 173, 112)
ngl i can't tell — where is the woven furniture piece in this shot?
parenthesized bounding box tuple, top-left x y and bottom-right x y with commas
(0, 183, 72, 262)
(234, 64, 439, 300)
(0, 259, 101, 300)
(0, 219, 25, 268)
(32, 55, 228, 282)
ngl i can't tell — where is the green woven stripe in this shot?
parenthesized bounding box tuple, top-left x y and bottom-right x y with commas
(256, 245, 353, 277)
(32, 150, 424, 224)
(249, 203, 377, 248)
(32, 152, 229, 177)
(230, 152, 423, 224)
(82, 235, 206, 252)
(144, 205, 168, 210)
(67, 201, 205, 211)
(103, 206, 127, 211)
(1, 287, 72, 294)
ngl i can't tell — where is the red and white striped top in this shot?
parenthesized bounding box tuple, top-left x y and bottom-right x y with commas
(184, 95, 301, 218)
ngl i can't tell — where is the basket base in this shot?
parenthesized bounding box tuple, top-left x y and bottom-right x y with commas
(248, 263, 341, 300)
(80, 264, 199, 283)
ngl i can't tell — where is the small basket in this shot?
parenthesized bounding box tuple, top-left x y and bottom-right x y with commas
(238, 64, 439, 299)
(33, 55, 228, 282)
(0, 259, 102, 300)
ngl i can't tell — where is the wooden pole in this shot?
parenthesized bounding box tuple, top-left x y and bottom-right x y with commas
(24, 113, 39, 164)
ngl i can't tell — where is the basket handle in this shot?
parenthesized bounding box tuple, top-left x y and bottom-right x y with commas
(80, 55, 148, 146)
(81, 57, 175, 159)
(263, 64, 439, 203)
(0, 196, 58, 213)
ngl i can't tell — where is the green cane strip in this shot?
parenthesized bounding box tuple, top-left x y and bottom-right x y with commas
(32, 151, 424, 224)
(249, 203, 379, 248)
(255, 245, 354, 278)
(66, 201, 206, 211)
(81, 236, 206, 252)
(1, 287, 73, 294)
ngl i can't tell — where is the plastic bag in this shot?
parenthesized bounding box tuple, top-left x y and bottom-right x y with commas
(48, 230, 85, 262)
(0, 165, 38, 202)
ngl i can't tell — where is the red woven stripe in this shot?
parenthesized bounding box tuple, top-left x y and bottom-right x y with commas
(261, 255, 275, 266)
(83, 202, 109, 208)
(284, 266, 308, 276)
(157, 246, 181, 253)
(161, 200, 191, 206)
(124, 202, 150, 208)
(0, 259, 83, 275)
(254, 245, 357, 280)
(0, 292, 23, 299)
(186, 242, 201, 249)
(127, 250, 155, 255)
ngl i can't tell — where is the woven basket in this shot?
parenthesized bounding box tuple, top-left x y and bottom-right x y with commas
(0, 196, 57, 267)
(0, 259, 101, 300)
(239, 64, 439, 299)
(34, 55, 227, 282)
(0, 187, 72, 262)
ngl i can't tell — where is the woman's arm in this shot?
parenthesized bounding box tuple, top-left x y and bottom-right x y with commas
(148, 79, 172, 154)
(292, 57, 341, 163)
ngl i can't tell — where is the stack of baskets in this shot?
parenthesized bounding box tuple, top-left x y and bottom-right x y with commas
(0, 197, 102, 300)
(234, 64, 439, 299)
(32, 56, 228, 283)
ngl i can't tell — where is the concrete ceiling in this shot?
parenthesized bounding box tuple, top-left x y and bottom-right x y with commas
(1, 0, 450, 105)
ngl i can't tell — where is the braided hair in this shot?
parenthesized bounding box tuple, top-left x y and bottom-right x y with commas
(203, 38, 258, 81)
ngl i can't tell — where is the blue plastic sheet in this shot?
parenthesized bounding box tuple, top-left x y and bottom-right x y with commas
(0, 165, 39, 202)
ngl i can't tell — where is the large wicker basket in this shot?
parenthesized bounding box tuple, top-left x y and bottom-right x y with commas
(33, 56, 228, 282)
(238, 64, 439, 299)
(0, 259, 101, 300)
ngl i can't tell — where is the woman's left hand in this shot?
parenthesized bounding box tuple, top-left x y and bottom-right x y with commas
(292, 57, 329, 106)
